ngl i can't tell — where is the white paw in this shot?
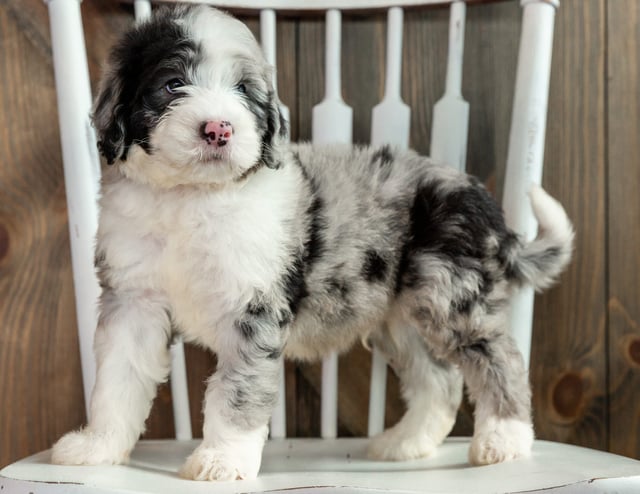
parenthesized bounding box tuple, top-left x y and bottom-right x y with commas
(367, 427, 438, 461)
(469, 418, 534, 465)
(180, 442, 262, 481)
(51, 429, 130, 465)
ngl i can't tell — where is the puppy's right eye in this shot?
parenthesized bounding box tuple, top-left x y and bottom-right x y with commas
(165, 78, 185, 94)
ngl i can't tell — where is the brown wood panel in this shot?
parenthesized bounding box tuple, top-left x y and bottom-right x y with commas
(530, 0, 608, 451)
(0, 4, 85, 467)
(463, 1, 520, 192)
(607, 0, 640, 459)
(3, 0, 639, 470)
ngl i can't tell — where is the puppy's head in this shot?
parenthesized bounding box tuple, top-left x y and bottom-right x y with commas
(93, 6, 287, 188)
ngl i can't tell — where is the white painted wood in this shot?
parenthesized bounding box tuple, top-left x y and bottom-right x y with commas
(133, 0, 152, 20)
(312, 9, 353, 145)
(270, 359, 287, 438)
(430, 0, 469, 172)
(367, 348, 388, 437)
(260, 9, 288, 439)
(370, 7, 411, 149)
(4, 439, 640, 493)
(43, 0, 101, 418)
(502, 0, 558, 369)
(321, 352, 339, 439)
(260, 9, 291, 130)
(150, 0, 487, 10)
(367, 7, 411, 437)
(312, 9, 352, 440)
(168, 339, 192, 440)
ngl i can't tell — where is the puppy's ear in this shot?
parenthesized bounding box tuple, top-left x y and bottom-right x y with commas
(92, 73, 128, 165)
(261, 91, 289, 170)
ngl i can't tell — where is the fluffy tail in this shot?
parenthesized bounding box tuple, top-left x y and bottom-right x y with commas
(507, 186, 575, 291)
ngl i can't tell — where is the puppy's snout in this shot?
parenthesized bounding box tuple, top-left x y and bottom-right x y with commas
(201, 120, 233, 147)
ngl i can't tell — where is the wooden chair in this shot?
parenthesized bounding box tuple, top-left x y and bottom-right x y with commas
(2, 0, 640, 492)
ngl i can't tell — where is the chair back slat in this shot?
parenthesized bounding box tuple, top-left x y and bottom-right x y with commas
(169, 340, 193, 439)
(260, 8, 288, 439)
(47, 0, 102, 418)
(150, 0, 490, 11)
(367, 348, 388, 437)
(502, 0, 558, 369)
(312, 10, 353, 146)
(367, 6, 410, 437)
(309, 9, 353, 440)
(430, 1, 469, 172)
(370, 7, 410, 150)
(133, 0, 152, 20)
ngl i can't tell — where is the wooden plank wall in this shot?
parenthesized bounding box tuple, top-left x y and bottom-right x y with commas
(1, 0, 639, 468)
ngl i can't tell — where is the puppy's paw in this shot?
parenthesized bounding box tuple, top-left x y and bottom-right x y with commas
(367, 427, 438, 461)
(51, 429, 130, 466)
(469, 418, 534, 465)
(180, 442, 262, 481)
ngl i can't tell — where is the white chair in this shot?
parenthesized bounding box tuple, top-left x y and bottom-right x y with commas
(2, 1, 640, 492)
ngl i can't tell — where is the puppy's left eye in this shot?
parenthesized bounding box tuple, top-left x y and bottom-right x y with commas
(235, 83, 247, 94)
(165, 78, 185, 94)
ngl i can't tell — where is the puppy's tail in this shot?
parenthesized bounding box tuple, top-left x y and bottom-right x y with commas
(506, 186, 574, 291)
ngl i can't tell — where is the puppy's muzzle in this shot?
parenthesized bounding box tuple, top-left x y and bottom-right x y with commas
(201, 120, 233, 147)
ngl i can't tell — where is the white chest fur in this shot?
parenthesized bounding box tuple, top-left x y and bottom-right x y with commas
(97, 165, 301, 349)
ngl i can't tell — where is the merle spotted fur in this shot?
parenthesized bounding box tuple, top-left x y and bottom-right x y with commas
(51, 5, 574, 480)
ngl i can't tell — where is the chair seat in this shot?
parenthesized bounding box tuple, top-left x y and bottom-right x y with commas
(3, 437, 640, 493)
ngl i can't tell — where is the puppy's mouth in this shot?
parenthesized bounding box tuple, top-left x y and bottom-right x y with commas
(197, 145, 231, 164)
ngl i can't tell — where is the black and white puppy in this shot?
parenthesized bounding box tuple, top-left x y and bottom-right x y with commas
(52, 6, 574, 481)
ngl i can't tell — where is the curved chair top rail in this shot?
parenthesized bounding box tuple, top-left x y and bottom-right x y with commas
(144, 0, 510, 13)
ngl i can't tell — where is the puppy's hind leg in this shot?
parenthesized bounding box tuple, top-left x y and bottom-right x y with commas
(423, 310, 534, 465)
(461, 322, 534, 465)
(367, 322, 463, 461)
(51, 289, 172, 466)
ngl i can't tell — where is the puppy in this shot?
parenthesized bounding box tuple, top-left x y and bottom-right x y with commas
(52, 6, 574, 481)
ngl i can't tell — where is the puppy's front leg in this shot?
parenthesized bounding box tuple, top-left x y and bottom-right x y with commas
(181, 308, 284, 481)
(52, 289, 172, 465)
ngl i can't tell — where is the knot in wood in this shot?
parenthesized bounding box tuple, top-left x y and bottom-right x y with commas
(627, 338, 640, 367)
(552, 372, 584, 421)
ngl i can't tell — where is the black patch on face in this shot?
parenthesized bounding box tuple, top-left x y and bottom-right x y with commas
(238, 79, 284, 169)
(361, 249, 388, 282)
(92, 8, 201, 164)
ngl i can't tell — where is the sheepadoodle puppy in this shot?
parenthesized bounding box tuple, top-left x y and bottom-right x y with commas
(52, 5, 574, 481)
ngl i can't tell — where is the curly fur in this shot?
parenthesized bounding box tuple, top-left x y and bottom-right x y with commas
(52, 6, 574, 481)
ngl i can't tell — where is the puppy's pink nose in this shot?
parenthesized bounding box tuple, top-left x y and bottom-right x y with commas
(201, 120, 233, 147)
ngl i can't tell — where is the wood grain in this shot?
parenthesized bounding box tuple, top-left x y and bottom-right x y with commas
(529, 0, 608, 451)
(1, 0, 638, 469)
(607, 0, 640, 459)
(0, 4, 84, 467)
